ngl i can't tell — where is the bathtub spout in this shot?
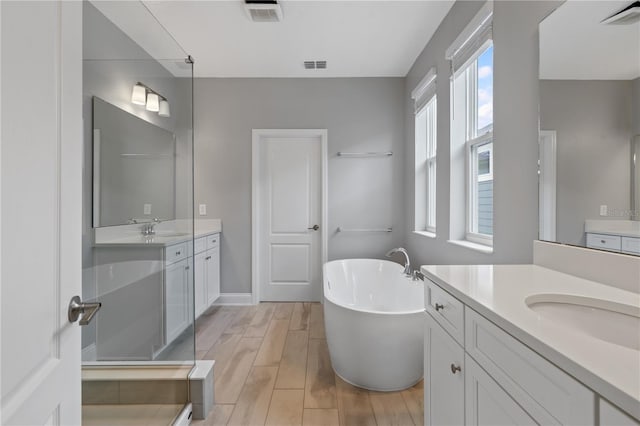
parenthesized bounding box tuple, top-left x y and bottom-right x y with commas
(385, 247, 412, 276)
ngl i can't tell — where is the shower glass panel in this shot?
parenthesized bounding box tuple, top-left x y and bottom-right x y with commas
(81, 0, 194, 417)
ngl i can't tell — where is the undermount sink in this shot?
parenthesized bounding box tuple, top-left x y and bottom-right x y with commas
(525, 294, 640, 351)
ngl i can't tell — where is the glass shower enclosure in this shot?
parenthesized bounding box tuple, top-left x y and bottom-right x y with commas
(81, 1, 195, 422)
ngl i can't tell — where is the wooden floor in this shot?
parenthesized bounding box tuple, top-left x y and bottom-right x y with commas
(192, 302, 423, 426)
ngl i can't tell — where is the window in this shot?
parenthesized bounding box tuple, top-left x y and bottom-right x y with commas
(415, 97, 437, 233)
(448, 2, 493, 248)
(412, 68, 437, 235)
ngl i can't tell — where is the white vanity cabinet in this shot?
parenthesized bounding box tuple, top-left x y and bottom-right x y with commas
(194, 233, 220, 318)
(164, 255, 191, 345)
(586, 232, 640, 255)
(424, 278, 601, 426)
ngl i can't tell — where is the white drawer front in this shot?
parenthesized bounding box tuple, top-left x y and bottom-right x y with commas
(621, 237, 640, 255)
(425, 279, 464, 345)
(206, 233, 219, 250)
(586, 233, 621, 252)
(194, 237, 207, 255)
(465, 307, 594, 425)
(165, 242, 188, 266)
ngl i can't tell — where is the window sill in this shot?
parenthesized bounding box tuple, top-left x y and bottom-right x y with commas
(447, 239, 493, 254)
(413, 231, 436, 239)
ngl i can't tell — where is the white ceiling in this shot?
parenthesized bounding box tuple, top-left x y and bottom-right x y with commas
(540, 0, 640, 80)
(125, 0, 455, 78)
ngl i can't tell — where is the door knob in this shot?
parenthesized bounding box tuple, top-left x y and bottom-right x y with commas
(68, 296, 102, 326)
(308, 225, 320, 231)
(450, 363, 462, 374)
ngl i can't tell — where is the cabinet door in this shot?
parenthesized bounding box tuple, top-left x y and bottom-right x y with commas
(424, 313, 465, 426)
(465, 355, 536, 426)
(165, 259, 191, 344)
(206, 247, 220, 306)
(194, 251, 207, 317)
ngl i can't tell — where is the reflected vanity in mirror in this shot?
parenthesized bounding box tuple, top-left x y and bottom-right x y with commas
(92, 97, 176, 227)
(539, 1, 640, 256)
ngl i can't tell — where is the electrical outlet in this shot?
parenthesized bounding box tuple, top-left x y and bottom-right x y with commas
(199, 204, 207, 216)
(144, 203, 152, 215)
(599, 205, 608, 216)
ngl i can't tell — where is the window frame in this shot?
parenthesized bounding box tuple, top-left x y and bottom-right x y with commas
(424, 96, 437, 233)
(455, 40, 494, 246)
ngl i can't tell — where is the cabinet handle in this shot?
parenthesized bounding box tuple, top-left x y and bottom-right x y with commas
(206, 256, 212, 260)
(212, 239, 217, 243)
(435, 303, 444, 311)
(176, 251, 181, 256)
(185, 266, 190, 270)
(450, 364, 461, 374)
(601, 240, 606, 244)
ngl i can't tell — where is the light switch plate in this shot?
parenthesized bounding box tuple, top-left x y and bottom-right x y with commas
(144, 203, 152, 215)
(600, 205, 608, 216)
(199, 204, 207, 216)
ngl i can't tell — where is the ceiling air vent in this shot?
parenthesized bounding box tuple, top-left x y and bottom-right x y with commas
(245, 0, 283, 23)
(602, 1, 640, 25)
(303, 61, 328, 70)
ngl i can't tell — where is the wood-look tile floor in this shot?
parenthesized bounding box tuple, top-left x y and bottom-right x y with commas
(193, 302, 423, 426)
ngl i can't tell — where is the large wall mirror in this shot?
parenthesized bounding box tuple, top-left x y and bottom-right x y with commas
(539, 1, 640, 256)
(93, 97, 176, 227)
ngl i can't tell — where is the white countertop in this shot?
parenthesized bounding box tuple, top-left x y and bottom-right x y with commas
(94, 219, 221, 247)
(586, 219, 640, 238)
(421, 264, 640, 420)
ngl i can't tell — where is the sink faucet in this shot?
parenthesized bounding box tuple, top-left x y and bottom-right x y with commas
(385, 247, 412, 276)
(141, 221, 157, 236)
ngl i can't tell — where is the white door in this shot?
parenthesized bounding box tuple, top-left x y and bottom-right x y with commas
(424, 313, 465, 426)
(465, 355, 537, 425)
(253, 130, 326, 302)
(1, 1, 83, 425)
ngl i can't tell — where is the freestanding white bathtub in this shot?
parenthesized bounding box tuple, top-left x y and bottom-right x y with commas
(323, 259, 424, 391)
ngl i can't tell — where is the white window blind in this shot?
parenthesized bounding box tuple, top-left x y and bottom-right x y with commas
(411, 67, 437, 113)
(445, 1, 493, 74)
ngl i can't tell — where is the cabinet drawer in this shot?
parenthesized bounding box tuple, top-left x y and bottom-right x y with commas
(206, 233, 220, 250)
(621, 237, 640, 255)
(194, 237, 207, 255)
(425, 279, 464, 345)
(165, 242, 188, 266)
(586, 233, 621, 252)
(465, 307, 594, 425)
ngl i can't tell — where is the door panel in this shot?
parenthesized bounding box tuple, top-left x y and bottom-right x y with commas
(1, 1, 82, 424)
(256, 132, 324, 302)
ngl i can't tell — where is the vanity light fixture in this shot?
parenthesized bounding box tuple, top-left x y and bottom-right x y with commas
(158, 99, 170, 117)
(131, 82, 170, 118)
(131, 83, 147, 105)
(146, 93, 160, 112)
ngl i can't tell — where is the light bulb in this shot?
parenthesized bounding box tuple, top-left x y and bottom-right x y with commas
(131, 83, 146, 105)
(158, 99, 171, 117)
(146, 93, 160, 112)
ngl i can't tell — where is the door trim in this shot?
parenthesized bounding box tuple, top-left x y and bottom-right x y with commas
(251, 129, 328, 304)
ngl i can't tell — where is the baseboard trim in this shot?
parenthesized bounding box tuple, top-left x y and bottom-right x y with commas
(213, 293, 254, 305)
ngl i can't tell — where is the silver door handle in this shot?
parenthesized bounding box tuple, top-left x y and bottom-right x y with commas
(68, 295, 102, 326)
(308, 225, 319, 231)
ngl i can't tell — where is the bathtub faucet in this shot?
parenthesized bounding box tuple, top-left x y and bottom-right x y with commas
(385, 247, 412, 276)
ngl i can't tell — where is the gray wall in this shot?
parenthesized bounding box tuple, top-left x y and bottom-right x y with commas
(192, 78, 405, 294)
(541, 80, 633, 246)
(403, 1, 562, 266)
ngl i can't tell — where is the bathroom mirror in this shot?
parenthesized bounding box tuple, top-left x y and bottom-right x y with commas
(92, 97, 176, 227)
(538, 1, 640, 255)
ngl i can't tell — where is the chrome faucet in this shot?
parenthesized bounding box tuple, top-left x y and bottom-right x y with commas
(141, 218, 160, 236)
(385, 247, 412, 276)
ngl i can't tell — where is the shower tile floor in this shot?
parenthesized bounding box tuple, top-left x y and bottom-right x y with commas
(193, 302, 423, 426)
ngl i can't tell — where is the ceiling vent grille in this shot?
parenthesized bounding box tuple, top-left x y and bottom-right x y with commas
(304, 61, 328, 70)
(245, 0, 283, 23)
(602, 1, 640, 25)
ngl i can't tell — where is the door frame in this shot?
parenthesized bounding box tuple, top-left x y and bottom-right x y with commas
(251, 129, 328, 304)
(539, 130, 557, 241)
